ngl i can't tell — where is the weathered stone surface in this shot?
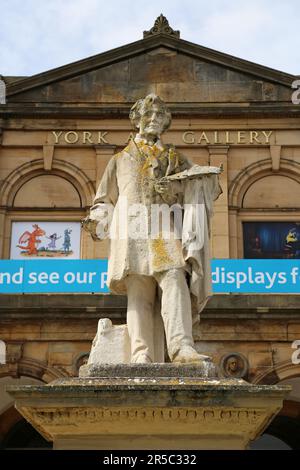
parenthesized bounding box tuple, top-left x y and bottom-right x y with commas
(143, 14, 180, 39)
(81, 95, 222, 365)
(1, 293, 298, 314)
(87, 318, 130, 365)
(8, 51, 292, 104)
(7, 376, 290, 449)
(79, 362, 218, 379)
(14, 63, 290, 104)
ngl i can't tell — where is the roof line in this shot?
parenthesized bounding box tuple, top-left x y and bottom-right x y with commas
(7, 34, 296, 97)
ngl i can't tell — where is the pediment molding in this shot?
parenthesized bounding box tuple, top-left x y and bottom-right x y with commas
(6, 33, 295, 98)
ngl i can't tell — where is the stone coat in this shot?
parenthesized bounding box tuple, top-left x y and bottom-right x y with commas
(89, 137, 222, 313)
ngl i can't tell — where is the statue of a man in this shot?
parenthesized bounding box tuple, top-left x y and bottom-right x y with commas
(83, 94, 222, 365)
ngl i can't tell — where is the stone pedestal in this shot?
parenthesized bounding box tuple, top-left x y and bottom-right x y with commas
(7, 364, 290, 450)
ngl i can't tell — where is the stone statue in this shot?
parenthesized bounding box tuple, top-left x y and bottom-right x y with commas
(83, 94, 222, 365)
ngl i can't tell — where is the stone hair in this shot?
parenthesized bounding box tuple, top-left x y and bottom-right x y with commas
(129, 94, 172, 131)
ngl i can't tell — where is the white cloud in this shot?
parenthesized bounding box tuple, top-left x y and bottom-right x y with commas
(0, 0, 299, 76)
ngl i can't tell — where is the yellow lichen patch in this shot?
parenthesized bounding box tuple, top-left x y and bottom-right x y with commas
(151, 236, 173, 270)
(168, 147, 179, 167)
(135, 143, 160, 178)
(141, 159, 153, 175)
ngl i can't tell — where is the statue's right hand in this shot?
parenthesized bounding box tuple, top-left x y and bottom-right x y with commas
(81, 216, 100, 241)
(82, 203, 113, 240)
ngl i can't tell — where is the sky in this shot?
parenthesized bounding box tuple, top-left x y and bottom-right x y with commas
(0, 0, 299, 77)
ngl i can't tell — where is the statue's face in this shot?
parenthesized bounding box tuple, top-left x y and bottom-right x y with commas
(138, 104, 167, 139)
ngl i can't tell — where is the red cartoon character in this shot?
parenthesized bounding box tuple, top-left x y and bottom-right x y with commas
(17, 224, 46, 256)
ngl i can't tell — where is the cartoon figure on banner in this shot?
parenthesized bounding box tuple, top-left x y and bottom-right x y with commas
(285, 228, 300, 258)
(286, 228, 297, 246)
(17, 224, 46, 256)
(46, 233, 61, 250)
(63, 229, 72, 253)
(15, 224, 75, 258)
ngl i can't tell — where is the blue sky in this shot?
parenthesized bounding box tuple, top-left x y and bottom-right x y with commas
(0, 0, 299, 77)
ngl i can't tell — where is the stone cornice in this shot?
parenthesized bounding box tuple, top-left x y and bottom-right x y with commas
(1, 104, 300, 120)
(0, 294, 299, 320)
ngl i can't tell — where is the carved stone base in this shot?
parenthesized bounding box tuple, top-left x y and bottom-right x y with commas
(7, 365, 290, 450)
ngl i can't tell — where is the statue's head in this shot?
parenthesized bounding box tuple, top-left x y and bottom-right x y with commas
(129, 94, 171, 140)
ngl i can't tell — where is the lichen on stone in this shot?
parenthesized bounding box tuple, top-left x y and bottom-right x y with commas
(150, 236, 173, 270)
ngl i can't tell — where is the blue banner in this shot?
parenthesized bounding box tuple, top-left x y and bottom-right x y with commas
(0, 259, 300, 294)
(0, 260, 109, 294)
(211, 259, 300, 293)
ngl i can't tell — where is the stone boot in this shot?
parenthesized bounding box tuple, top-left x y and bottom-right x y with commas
(172, 346, 212, 364)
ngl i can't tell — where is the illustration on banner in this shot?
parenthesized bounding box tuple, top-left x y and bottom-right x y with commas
(243, 222, 300, 259)
(11, 222, 81, 259)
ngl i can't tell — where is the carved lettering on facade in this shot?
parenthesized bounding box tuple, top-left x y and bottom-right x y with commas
(51, 130, 273, 145)
(182, 130, 273, 145)
(51, 130, 109, 145)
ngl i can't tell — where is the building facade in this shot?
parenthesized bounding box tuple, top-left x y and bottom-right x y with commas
(1, 16, 300, 449)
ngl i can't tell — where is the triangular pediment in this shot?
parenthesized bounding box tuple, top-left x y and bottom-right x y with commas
(6, 33, 295, 106)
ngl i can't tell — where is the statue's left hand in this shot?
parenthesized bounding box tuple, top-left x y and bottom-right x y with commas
(154, 179, 172, 195)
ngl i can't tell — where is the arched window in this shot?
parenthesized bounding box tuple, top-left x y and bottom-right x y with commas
(0, 375, 52, 449)
(13, 174, 82, 208)
(229, 160, 300, 258)
(242, 175, 300, 209)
